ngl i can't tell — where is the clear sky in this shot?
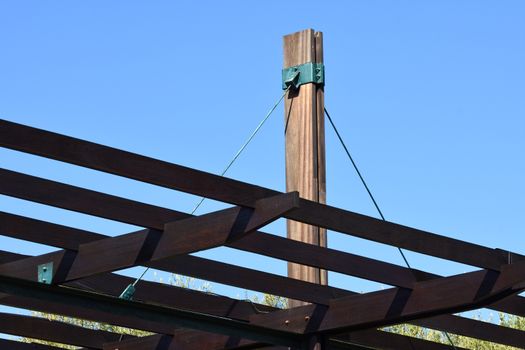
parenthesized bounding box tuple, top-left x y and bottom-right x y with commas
(0, 0, 524, 314)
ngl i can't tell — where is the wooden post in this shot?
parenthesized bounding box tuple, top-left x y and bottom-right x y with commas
(284, 29, 327, 308)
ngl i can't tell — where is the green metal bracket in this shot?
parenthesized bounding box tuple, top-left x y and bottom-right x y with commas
(282, 62, 324, 90)
(119, 284, 136, 300)
(37, 262, 53, 284)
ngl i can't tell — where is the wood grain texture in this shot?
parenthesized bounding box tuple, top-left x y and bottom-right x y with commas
(284, 29, 327, 300)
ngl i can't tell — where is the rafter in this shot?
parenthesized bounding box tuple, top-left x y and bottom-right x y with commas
(1, 119, 524, 349)
(0, 192, 298, 283)
(250, 261, 525, 334)
(0, 312, 130, 349)
(2, 120, 524, 270)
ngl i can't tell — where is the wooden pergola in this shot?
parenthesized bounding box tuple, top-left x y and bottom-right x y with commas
(0, 118, 525, 349)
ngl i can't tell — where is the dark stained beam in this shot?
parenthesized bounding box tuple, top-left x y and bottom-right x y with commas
(2, 120, 524, 270)
(0, 168, 186, 230)
(0, 311, 130, 349)
(149, 254, 352, 305)
(102, 330, 464, 350)
(0, 211, 350, 305)
(413, 314, 525, 349)
(0, 274, 304, 347)
(3, 210, 525, 317)
(0, 211, 106, 249)
(0, 339, 65, 350)
(336, 329, 468, 350)
(0, 192, 298, 283)
(102, 331, 263, 350)
(0, 169, 522, 290)
(250, 261, 525, 334)
(0, 251, 514, 350)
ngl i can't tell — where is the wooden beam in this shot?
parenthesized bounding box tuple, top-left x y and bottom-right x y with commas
(0, 168, 186, 230)
(250, 262, 525, 334)
(2, 120, 523, 270)
(3, 210, 525, 318)
(102, 331, 263, 350)
(0, 274, 304, 347)
(283, 29, 327, 303)
(0, 193, 298, 283)
(0, 311, 129, 349)
(337, 329, 468, 350)
(1, 250, 521, 350)
(0, 339, 65, 350)
(414, 313, 525, 348)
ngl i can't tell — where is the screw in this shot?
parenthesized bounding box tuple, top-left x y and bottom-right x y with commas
(284, 320, 290, 326)
(304, 316, 310, 322)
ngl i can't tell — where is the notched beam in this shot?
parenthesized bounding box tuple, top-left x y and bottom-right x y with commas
(0, 192, 299, 284)
(251, 260, 525, 335)
(154, 191, 299, 258)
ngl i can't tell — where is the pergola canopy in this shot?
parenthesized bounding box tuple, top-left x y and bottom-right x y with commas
(0, 119, 524, 349)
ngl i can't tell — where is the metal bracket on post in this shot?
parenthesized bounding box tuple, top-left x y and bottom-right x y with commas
(282, 62, 324, 90)
(37, 262, 53, 284)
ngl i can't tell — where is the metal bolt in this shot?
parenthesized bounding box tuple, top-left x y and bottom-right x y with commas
(284, 320, 290, 325)
(304, 315, 310, 322)
(42, 266, 47, 271)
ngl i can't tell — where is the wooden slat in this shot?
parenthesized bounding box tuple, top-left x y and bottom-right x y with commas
(3, 249, 523, 350)
(338, 329, 468, 350)
(149, 255, 350, 305)
(414, 314, 525, 348)
(0, 339, 65, 350)
(250, 262, 525, 334)
(0, 210, 350, 305)
(102, 331, 262, 350)
(0, 193, 298, 283)
(3, 210, 525, 318)
(0, 312, 128, 349)
(0, 275, 304, 347)
(2, 119, 523, 270)
(0, 168, 186, 230)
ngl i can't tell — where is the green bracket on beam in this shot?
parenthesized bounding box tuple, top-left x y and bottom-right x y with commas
(119, 284, 136, 300)
(37, 262, 53, 284)
(282, 62, 324, 90)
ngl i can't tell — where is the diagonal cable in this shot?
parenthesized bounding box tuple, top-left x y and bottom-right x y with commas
(116, 86, 291, 308)
(324, 106, 458, 350)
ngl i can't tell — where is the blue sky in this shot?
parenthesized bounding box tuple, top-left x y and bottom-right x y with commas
(0, 0, 524, 320)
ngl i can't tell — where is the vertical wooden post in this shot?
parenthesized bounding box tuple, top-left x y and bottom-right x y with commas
(284, 29, 327, 308)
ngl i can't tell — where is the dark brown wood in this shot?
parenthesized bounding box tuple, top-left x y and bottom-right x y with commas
(337, 329, 467, 350)
(283, 29, 328, 302)
(0, 275, 304, 347)
(0, 168, 187, 230)
(3, 249, 521, 350)
(4, 210, 525, 348)
(3, 211, 525, 319)
(0, 339, 64, 350)
(414, 314, 525, 348)
(251, 262, 525, 334)
(3, 120, 521, 270)
(2, 119, 525, 349)
(102, 331, 262, 350)
(0, 311, 129, 348)
(0, 192, 298, 283)
(149, 255, 350, 305)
